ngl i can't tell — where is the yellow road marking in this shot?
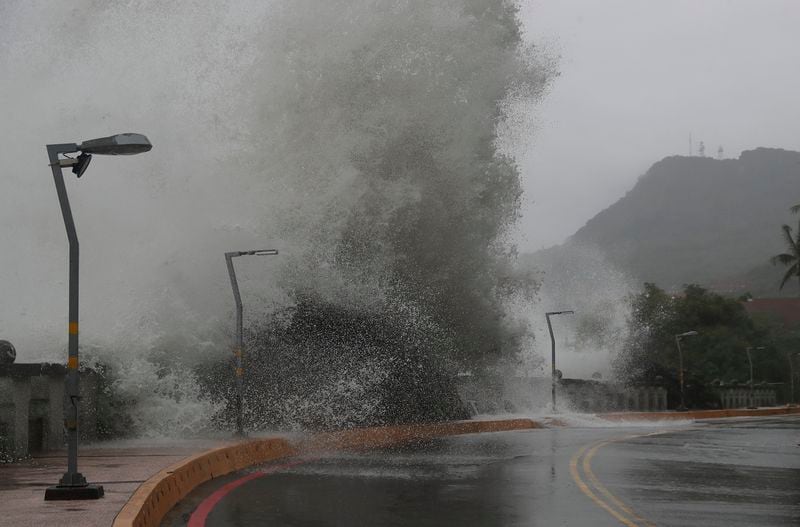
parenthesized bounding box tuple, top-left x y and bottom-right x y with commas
(569, 444, 641, 527)
(570, 431, 670, 527)
(583, 440, 656, 527)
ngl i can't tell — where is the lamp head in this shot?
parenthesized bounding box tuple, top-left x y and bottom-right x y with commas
(79, 133, 152, 155)
(72, 153, 92, 178)
(227, 249, 279, 258)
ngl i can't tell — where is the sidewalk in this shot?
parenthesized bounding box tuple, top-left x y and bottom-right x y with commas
(601, 405, 800, 422)
(0, 440, 227, 527)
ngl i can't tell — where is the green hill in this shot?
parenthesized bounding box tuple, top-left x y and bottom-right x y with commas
(532, 148, 800, 296)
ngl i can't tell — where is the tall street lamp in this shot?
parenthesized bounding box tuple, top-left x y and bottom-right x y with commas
(789, 353, 800, 404)
(789, 352, 800, 406)
(225, 249, 278, 436)
(545, 310, 574, 413)
(44, 134, 152, 501)
(745, 346, 765, 409)
(674, 330, 698, 412)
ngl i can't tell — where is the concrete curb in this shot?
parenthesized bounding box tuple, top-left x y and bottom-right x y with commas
(600, 405, 800, 422)
(304, 418, 543, 451)
(112, 418, 541, 527)
(112, 438, 297, 527)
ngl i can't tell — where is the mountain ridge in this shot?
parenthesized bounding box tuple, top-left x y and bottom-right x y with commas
(527, 147, 800, 296)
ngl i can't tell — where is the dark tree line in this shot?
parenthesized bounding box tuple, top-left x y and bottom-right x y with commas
(617, 283, 797, 408)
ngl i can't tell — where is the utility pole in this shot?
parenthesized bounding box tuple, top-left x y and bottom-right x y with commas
(675, 331, 698, 411)
(545, 310, 574, 413)
(788, 352, 799, 406)
(745, 346, 765, 409)
(225, 249, 278, 436)
(44, 133, 152, 501)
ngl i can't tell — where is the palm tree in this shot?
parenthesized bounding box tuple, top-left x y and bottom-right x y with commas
(771, 218, 800, 293)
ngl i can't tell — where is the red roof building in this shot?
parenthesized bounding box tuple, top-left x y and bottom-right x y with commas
(742, 298, 800, 327)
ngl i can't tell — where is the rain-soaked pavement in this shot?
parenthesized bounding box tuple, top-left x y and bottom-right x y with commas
(164, 415, 800, 526)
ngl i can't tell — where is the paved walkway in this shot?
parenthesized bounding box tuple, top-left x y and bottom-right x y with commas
(0, 440, 227, 527)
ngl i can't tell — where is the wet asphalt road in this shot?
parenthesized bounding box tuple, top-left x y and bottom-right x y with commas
(164, 416, 800, 527)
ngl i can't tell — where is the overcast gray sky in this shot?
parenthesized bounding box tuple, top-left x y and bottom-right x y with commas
(514, 0, 800, 251)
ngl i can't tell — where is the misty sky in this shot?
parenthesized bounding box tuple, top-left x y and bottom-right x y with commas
(515, 0, 800, 251)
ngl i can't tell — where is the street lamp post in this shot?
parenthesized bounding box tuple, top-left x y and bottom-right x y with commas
(44, 134, 152, 501)
(789, 353, 800, 406)
(745, 346, 765, 409)
(545, 310, 574, 413)
(225, 249, 278, 436)
(674, 330, 698, 412)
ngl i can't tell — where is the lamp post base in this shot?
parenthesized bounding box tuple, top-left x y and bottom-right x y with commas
(44, 484, 104, 501)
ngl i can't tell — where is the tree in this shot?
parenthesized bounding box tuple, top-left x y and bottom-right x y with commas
(770, 218, 800, 294)
(617, 284, 776, 408)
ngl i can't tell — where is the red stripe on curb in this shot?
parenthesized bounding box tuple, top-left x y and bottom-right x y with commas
(187, 459, 311, 527)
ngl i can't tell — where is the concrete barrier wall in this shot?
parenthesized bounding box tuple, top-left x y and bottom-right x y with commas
(112, 418, 540, 527)
(560, 383, 668, 412)
(0, 364, 99, 457)
(457, 377, 669, 414)
(718, 388, 777, 409)
(304, 418, 542, 452)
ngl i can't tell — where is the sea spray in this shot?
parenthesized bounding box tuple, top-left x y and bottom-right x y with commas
(227, 0, 555, 427)
(507, 243, 637, 412)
